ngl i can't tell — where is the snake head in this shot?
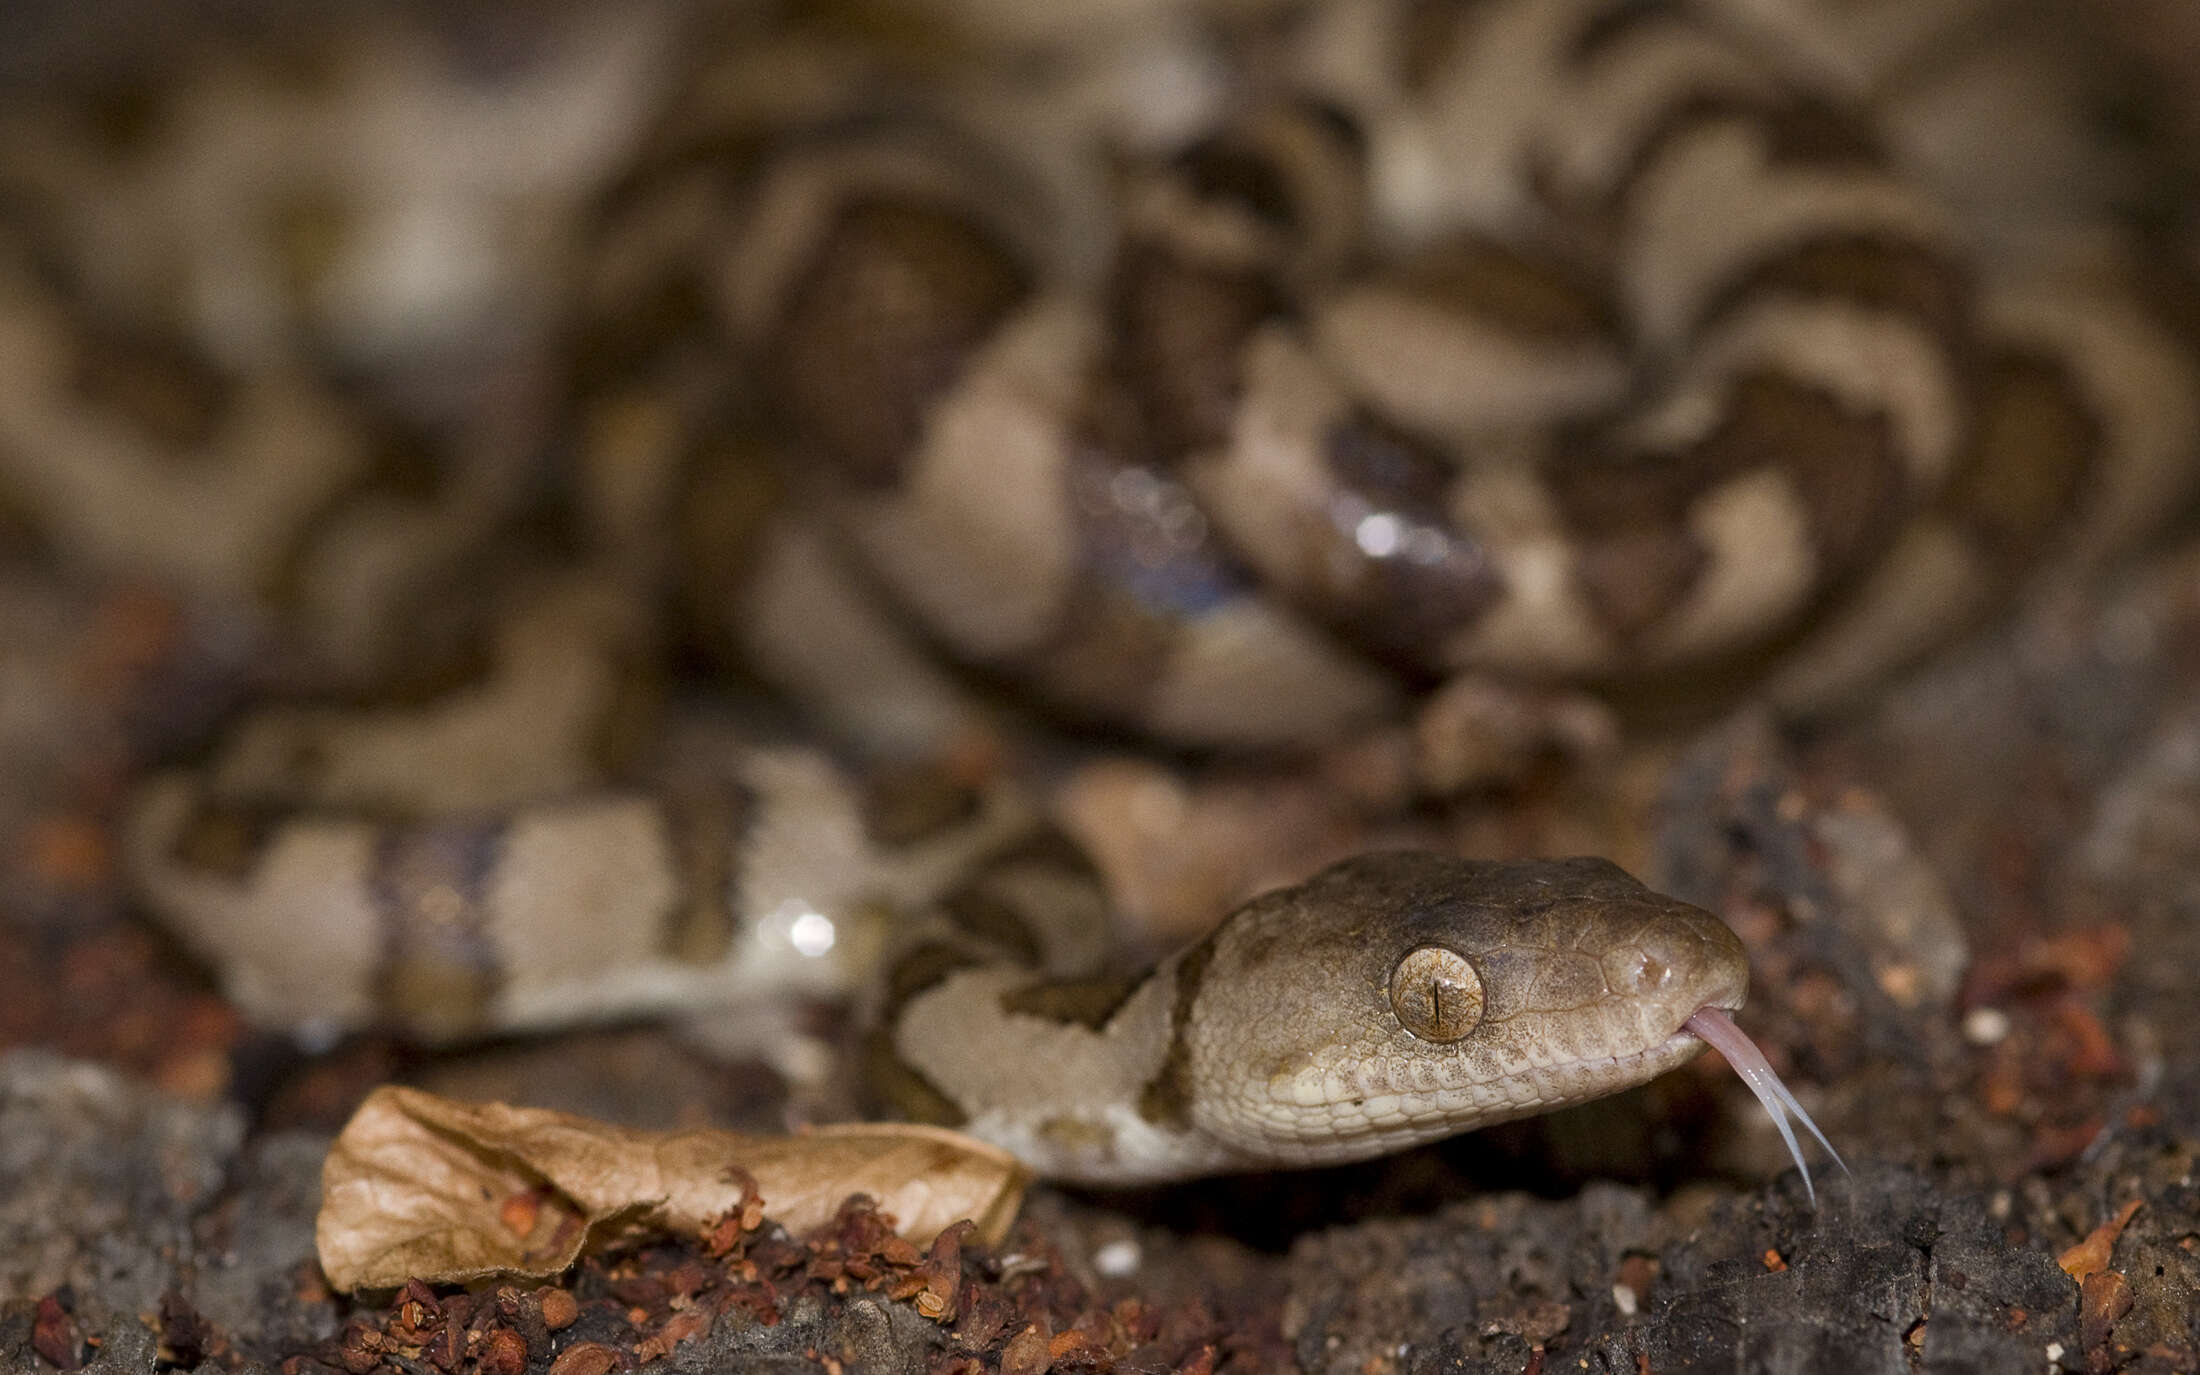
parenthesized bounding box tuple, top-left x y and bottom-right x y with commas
(1180, 851, 1748, 1167)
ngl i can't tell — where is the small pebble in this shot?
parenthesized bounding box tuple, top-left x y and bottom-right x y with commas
(547, 1343, 617, 1375)
(1962, 1008, 2012, 1046)
(1092, 1238, 1141, 1277)
(478, 1328, 528, 1375)
(538, 1287, 579, 1330)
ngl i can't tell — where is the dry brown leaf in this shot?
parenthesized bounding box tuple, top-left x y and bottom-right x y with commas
(316, 1086, 1029, 1291)
(2058, 1198, 2144, 1282)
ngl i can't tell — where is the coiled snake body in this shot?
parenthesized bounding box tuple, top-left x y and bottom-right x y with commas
(1, 0, 2192, 1182)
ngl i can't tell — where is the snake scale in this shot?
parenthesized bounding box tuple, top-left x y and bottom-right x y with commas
(1, 0, 2193, 1184)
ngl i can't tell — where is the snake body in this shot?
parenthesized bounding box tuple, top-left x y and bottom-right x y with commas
(0, 0, 2193, 1180)
(702, 0, 2199, 759)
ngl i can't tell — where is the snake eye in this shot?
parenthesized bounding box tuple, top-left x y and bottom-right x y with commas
(1388, 945, 1485, 1042)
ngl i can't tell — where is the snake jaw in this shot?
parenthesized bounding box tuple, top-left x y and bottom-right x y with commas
(1232, 1013, 1730, 1164)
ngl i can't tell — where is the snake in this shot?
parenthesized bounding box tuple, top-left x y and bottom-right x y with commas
(2, 0, 2192, 1186)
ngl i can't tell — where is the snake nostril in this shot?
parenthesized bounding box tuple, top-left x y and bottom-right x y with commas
(1603, 947, 1669, 996)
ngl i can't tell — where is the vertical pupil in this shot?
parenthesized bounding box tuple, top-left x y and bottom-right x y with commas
(1391, 949, 1481, 1040)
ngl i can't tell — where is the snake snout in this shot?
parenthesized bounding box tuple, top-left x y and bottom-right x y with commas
(1603, 900, 1750, 1027)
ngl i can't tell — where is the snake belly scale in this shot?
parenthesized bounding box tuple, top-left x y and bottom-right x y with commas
(0, 0, 2187, 1183)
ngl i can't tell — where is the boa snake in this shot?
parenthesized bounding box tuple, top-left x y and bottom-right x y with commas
(2, 0, 2193, 1185)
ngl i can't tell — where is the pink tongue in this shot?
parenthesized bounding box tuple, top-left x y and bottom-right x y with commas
(1683, 1006, 1850, 1207)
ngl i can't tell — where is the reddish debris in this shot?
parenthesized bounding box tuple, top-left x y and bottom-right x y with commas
(1613, 1253, 1658, 1310)
(1966, 926, 2132, 1003)
(32, 1291, 85, 1371)
(2079, 1270, 2136, 1374)
(1959, 920, 2137, 1172)
(900, 1220, 972, 1321)
(0, 922, 244, 1099)
(538, 1287, 580, 1331)
(156, 1291, 223, 1368)
(476, 1327, 528, 1375)
(280, 1194, 1271, 1375)
(545, 1344, 618, 1375)
(1000, 1323, 1052, 1375)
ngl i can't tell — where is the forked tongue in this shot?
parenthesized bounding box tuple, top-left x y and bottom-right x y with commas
(1683, 1006, 1850, 1207)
